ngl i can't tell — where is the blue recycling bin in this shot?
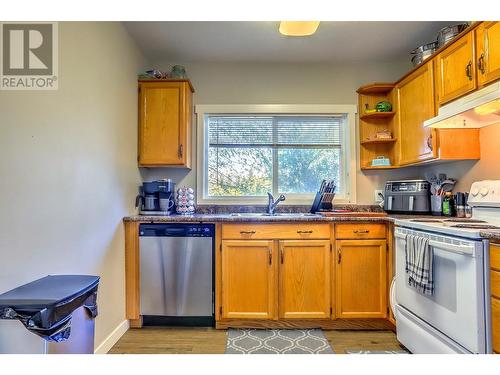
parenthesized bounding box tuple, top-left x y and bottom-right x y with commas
(0, 275, 100, 354)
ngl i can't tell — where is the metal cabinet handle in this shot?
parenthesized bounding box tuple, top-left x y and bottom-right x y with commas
(478, 53, 486, 74)
(239, 230, 256, 235)
(465, 61, 473, 81)
(178, 144, 183, 158)
(353, 229, 370, 234)
(338, 248, 342, 264)
(280, 246, 284, 264)
(426, 134, 433, 150)
(297, 230, 313, 234)
(268, 248, 272, 265)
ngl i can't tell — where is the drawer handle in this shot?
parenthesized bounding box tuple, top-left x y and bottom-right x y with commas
(478, 53, 486, 74)
(353, 229, 370, 234)
(240, 230, 256, 235)
(268, 248, 272, 265)
(465, 60, 473, 81)
(297, 230, 313, 234)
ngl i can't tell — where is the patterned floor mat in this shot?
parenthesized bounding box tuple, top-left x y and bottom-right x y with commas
(225, 329, 334, 354)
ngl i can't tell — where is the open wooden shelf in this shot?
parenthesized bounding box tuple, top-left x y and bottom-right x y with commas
(356, 83, 395, 95)
(359, 111, 395, 120)
(360, 138, 397, 145)
(361, 165, 398, 170)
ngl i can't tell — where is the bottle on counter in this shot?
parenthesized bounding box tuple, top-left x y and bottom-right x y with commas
(442, 192, 455, 217)
(464, 192, 472, 218)
(455, 192, 466, 218)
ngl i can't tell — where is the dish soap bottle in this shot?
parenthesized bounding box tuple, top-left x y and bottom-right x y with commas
(442, 192, 455, 217)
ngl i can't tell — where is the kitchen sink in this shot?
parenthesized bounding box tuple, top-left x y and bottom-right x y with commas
(229, 212, 319, 217)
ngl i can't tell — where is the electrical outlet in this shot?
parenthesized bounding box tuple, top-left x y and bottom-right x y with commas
(374, 189, 384, 203)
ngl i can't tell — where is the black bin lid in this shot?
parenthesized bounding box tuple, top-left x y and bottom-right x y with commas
(0, 275, 100, 311)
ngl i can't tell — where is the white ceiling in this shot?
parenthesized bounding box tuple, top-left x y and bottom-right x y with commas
(123, 21, 457, 63)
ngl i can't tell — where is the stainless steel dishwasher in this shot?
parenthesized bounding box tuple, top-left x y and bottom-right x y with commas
(139, 223, 214, 326)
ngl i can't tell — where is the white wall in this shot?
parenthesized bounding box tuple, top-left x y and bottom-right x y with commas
(0, 22, 146, 350)
(142, 61, 422, 204)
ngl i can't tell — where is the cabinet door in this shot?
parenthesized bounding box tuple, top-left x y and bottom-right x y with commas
(221, 240, 276, 319)
(138, 81, 192, 167)
(476, 22, 500, 87)
(435, 32, 477, 105)
(397, 62, 437, 165)
(493, 297, 500, 354)
(279, 240, 331, 319)
(336, 240, 387, 318)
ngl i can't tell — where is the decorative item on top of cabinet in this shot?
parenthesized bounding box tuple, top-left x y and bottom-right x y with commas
(475, 21, 500, 88)
(434, 31, 477, 106)
(138, 79, 194, 168)
(357, 83, 398, 170)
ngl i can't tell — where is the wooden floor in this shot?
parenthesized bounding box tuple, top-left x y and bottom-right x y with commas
(109, 327, 405, 354)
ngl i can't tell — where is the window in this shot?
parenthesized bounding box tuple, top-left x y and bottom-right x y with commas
(196, 105, 357, 204)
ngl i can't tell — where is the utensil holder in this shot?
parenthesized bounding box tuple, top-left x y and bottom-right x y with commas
(431, 195, 443, 216)
(310, 192, 336, 213)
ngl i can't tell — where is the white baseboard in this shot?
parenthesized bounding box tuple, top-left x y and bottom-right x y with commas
(94, 319, 129, 354)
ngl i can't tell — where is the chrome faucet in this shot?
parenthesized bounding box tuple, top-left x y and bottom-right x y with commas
(267, 192, 286, 215)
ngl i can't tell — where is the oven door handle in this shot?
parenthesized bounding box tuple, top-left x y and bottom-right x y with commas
(428, 240, 475, 256)
(394, 232, 407, 240)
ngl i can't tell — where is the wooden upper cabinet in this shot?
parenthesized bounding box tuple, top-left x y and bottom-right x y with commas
(336, 239, 387, 318)
(396, 63, 436, 165)
(278, 240, 331, 319)
(138, 80, 193, 168)
(476, 22, 500, 87)
(221, 240, 276, 320)
(435, 32, 477, 105)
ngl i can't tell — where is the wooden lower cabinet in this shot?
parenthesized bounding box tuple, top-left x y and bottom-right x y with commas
(279, 240, 331, 319)
(221, 240, 277, 319)
(336, 239, 387, 318)
(493, 297, 500, 354)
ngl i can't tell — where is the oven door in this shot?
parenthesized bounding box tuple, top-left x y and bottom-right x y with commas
(394, 227, 488, 353)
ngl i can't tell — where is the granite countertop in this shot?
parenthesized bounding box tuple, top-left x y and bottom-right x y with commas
(123, 213, 390, 223)
(478, 230, 500, 242)
(123, 212, 500, 241)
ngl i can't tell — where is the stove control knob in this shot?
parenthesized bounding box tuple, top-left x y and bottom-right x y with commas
(480, 187, 489, 197)
(471, 187, 479, 196)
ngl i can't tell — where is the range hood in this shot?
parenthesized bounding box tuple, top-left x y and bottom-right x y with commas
(424, 81, 500, 128)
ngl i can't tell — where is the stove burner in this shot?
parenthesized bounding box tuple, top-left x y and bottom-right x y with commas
(443, 219, 487, 223)
(450, 224, 500, 229)
(410, 219, 443, 223)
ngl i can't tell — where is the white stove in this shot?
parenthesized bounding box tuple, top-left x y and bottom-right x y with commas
(392, 180, 499, 354)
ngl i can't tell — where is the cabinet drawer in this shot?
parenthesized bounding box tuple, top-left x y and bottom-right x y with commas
(222, 223, 330, 240)
(491, 244, 500, 271)
(335, 223, 386, 239)
(492, 270, 500, 299)
(493, 297, 500, 354)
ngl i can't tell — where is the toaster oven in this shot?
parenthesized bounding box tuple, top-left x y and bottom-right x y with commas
(384, 180, 430, 214)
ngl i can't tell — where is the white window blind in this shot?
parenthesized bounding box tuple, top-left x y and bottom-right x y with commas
(208, 115, 343, 147)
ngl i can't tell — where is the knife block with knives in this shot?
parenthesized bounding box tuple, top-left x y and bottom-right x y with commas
(310, 180, 336, 213)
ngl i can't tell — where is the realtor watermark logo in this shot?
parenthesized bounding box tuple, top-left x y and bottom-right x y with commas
(0, 22, 58, 90)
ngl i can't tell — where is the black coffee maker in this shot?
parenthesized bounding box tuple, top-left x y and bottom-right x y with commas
(135, 179, 175, 215)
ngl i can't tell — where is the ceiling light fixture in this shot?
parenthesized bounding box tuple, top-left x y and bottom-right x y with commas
(279, 21, 320, 36)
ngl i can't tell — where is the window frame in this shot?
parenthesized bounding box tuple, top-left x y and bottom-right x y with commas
(195, 104, 357, 205)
